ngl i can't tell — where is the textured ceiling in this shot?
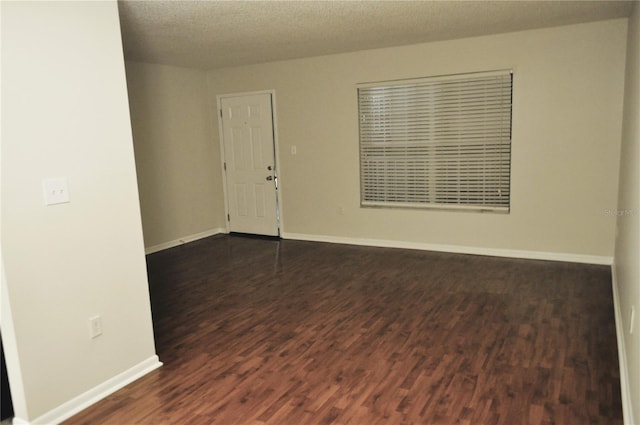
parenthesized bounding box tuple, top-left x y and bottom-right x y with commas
(118, 0, 635, 70)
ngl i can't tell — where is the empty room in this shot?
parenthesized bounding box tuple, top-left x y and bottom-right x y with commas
(1, 1, 639, 424)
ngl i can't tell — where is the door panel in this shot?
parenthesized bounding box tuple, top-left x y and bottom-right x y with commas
(254, 184, 267, 218)
(221, 94, 278, 236)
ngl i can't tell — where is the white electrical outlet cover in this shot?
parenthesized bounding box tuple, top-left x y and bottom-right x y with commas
(42, 177, 70, 205)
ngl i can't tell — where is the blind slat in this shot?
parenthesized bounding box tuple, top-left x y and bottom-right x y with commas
(358, 70, 512, 212)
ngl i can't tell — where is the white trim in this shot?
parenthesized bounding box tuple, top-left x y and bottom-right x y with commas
(11, 418, 30, 425)
(30, 356, 162, 425)
(358, 69, 513, 88)
(611, 263, 633, 425)
(216, 89, 277, 99)
(1, 253, 29, 421)
(144, 228, 227, 254)
(280, 232, 613, 265)
(216, 95, 231, 234)
(270, 91, 285, 234)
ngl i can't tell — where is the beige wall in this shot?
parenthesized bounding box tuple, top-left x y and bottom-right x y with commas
(1, 1, 158, 421)
(125, 61, 225, 249)
(207, 19, 627, 260)
(614, 3, 640, 423)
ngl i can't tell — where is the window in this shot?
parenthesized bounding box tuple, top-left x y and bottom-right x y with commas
(358, 70, 513, 212)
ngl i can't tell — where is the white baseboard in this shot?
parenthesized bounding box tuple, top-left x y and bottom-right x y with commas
(30, 355, 162, 425)
(611, 264, 634, 425)
(280, 232, 613, 265)
(145, 228, 227, 254)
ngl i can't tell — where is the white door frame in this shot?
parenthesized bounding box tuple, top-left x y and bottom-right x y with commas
(216, 90, 283, 235)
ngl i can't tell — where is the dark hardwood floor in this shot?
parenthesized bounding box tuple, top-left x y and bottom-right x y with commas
(64, 235, 622, 424)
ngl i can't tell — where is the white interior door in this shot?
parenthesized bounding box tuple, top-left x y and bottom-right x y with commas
(220, 93, 279, 236)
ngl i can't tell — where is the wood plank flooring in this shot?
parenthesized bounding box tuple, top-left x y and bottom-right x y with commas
(64, 235, 622, 424)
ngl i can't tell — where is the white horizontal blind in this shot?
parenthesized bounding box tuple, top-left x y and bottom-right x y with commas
(358, 70, 512, 212)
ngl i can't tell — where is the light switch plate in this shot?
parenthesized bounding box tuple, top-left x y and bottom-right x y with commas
(89, 315, 103, 339)
(42, 177, 70, 205)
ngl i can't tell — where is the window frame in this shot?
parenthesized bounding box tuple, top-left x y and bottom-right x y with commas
(357, 70, 513, 213)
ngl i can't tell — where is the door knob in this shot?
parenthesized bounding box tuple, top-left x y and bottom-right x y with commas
(266, 176, 273, 181)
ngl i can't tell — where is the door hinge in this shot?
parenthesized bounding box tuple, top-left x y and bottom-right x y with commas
(220, 109, 223, 118)
(227, 214, 230, 221)
(224, 162, 226, 171)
